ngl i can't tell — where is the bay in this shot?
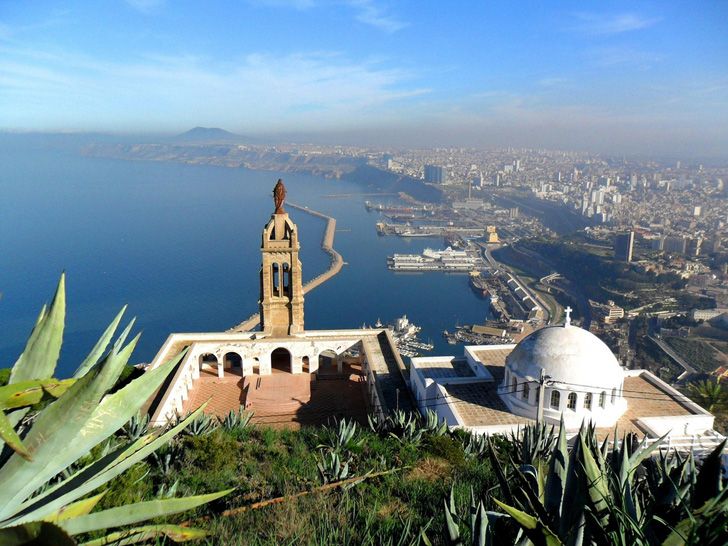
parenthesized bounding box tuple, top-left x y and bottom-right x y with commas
(0, 139, 491, 377)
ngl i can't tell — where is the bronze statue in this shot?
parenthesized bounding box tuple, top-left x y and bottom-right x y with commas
(273, 179, 286, 214)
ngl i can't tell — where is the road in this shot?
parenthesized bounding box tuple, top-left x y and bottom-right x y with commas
(648, 335, 696, 378)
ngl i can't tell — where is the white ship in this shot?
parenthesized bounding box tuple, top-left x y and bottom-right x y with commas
(387, 247, 482, 271)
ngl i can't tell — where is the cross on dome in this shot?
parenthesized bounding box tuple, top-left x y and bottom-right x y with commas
(564, 306, 572, 327)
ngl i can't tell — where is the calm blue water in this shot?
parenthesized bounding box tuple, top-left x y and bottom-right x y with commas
(0, 140, 491, 377)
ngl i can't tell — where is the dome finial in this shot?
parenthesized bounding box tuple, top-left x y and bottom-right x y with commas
(564, 306, 572, 327)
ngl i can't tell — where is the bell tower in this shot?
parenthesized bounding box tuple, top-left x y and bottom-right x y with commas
(259, 179, 305, 336)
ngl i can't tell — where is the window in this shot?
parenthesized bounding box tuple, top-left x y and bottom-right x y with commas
(550, 390, 560, 410)
(584, 392, 593, 410)
(522, 382, 530, 401)
(567, 392, 577, 410)
(599, 391, 606, 408)
(611, 388, 617, 404)
(511, 377, 517, 394)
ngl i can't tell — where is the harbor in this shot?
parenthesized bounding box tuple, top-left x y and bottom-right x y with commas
(368, 315, 434, 358)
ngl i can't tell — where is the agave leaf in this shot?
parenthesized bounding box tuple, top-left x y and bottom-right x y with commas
(41, 351, 182, 489)
(60, 489, 233, 535)
(43, 492, 107, 523)
(74, 306, 127, 378)
(0, 521, 76, 546)
(693, 438, 726, 508)
(545, 417, 568, 517)
(443, 498, 461, 544)
(0, 335, 139, 519)
(0, 411, 32, 461)
(11, 404, 208, 524)
(493, 499, 562, 546)
(579, 435, 609, 527)
(78, 524, 209, 546)
(473, 501, 489, 546)
(9, 274, 66, 384)
(0, 366, 102, 519)
(0, 378, 76, 410)
(626, 432, 667, 475)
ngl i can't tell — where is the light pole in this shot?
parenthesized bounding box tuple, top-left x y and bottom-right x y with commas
(525, 369, 552, 426)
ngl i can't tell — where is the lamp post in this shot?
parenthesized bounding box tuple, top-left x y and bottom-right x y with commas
(525, 369, 552, 426)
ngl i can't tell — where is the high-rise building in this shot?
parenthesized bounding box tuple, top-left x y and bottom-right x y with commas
(614, 231, 634, 262)
(663, 236, 687, 255)
(424, 164, 444, 184)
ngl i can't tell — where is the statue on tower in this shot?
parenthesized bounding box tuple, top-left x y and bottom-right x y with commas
(273, 179, 286, 214)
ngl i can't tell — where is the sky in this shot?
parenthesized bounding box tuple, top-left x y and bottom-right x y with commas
(1, 1, 727, 156)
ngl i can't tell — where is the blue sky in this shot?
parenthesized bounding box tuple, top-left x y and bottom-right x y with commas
(1, 1, 727, 155)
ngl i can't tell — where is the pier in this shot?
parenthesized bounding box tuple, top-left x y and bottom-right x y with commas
(229, 202, 344, 332)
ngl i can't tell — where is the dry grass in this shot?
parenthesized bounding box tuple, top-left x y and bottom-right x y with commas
(407, 456, 452, 482)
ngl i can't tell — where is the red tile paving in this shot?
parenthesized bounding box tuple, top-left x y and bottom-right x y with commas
(182, 363, 368, 429)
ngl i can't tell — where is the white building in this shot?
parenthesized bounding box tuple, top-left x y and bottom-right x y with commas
(410, 309, 724, 451)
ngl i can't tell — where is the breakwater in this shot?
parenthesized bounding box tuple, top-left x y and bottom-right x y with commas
(229, 203, 344, 332)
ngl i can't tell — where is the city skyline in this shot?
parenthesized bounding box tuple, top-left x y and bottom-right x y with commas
(1, 1, 727, 156)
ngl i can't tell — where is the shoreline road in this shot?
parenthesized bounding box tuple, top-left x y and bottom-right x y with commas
(229, 203, 344, 333)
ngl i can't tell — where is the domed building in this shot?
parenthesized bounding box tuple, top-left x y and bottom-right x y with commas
(410, 308, 724, 451)
(500, 311, 627, 428)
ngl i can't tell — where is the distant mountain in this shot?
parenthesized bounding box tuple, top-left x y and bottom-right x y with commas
(175, 127, 243, 142)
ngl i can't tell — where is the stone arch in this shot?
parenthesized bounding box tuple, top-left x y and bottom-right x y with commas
(198, 352, 218, 369)
(302, 355, 310, 373)
(271, 347, 292, 373)
(224, 351, 242, 372)
(318, 349, 338, 369)
(252, 357, 260, 375)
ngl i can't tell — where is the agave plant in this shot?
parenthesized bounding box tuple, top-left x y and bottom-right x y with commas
(219, 406, 253, 431)
(449, 417, 728, 545)
(317, 451, 351, 484)
(423, 409, 449, 437)
(317, 417, 364, 455)
(0, 275, 231, 545)
(182, 412, 219, 437)
(368, 410, 426, 446)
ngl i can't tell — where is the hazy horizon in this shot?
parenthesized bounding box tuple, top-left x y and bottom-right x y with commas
(2, 1, 727, 157)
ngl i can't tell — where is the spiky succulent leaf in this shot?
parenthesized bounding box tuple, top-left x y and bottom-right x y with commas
(43, 492, 107, 523)
(0, 335, 141, 518)
(0, 521, 75, 546)
(59, 489, 232, 535)
(492, 499, 562, 546)
(443, 498, 461, 545)
(10, 404, 209, 524)
(9, 274, 66, 385)
(0, 412, 32, 461)
(579, 435, 609, 527)
(78, 524, 209, 546)
(73, 306, 127, 378)
(545, 418, 567, 517)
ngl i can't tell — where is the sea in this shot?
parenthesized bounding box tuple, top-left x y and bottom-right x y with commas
(0, 136, 492, 377)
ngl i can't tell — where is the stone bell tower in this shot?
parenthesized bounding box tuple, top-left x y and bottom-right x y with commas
(259, 179, 305, 336)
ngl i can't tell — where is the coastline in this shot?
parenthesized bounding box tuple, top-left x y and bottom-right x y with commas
(229, 203, 344, 332)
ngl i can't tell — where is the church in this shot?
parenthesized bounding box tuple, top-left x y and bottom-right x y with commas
(147, 180, 411, 427)
(410, 310, 725, 451)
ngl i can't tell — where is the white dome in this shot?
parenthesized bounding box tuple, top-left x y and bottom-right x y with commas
(506, 325, 623, 390)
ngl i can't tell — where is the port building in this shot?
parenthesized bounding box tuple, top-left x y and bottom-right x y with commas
(146, 180, 410, 428)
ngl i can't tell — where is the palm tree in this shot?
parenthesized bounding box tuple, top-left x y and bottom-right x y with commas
(688, 379, 728, 413)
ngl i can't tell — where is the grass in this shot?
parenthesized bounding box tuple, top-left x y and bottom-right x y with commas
(94, 422, 499, 545)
